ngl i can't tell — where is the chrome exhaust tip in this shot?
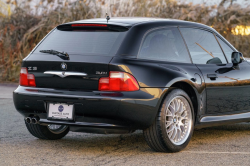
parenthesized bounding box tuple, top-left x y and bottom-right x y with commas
(25, 117, 32, 124)
(31, 117, 39, 124)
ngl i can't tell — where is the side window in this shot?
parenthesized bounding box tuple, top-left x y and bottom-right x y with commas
(216, 36, 234, 62)
(138, 27, 191, 63)
(180, 28, 227, 64)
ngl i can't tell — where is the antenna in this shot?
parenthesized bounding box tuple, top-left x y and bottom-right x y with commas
(106, 13, 110, 23)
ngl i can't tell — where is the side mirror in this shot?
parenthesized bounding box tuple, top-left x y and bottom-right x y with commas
(231, 52, 243, 65)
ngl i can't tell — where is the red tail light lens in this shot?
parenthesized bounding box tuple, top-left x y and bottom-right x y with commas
(98, 72, 139, 91)
(71, 24, 107, 27)
(20, 67, 36, 87)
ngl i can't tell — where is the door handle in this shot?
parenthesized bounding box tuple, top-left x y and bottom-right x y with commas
(207, 74, 217, 80)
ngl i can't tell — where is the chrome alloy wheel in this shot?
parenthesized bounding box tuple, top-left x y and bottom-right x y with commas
(47, 124, 68, 134)
(165, 96, 192, 145)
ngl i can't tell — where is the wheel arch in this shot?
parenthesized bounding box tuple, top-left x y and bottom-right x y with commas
(153, 80, 199, 129)
(170, 81, 199, 121)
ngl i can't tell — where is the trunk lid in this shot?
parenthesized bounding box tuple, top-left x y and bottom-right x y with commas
(24, 54, 111, 90)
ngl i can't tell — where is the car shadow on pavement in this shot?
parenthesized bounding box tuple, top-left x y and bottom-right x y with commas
(2, 124, 250, 165)
(21, 123, 250, 154)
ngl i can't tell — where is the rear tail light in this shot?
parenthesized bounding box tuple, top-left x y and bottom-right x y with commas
(98, 71, 139, 91)
(20, 67, 36, 87)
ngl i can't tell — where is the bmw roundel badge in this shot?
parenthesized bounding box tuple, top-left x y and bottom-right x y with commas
(61, 63, 67, 70)
(58, 105, 64, 112)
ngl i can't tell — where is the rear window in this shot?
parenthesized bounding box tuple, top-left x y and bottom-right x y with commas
(34, 29, 127, 56)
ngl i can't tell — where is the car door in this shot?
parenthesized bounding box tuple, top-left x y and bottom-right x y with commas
(180, 28, 250, 115)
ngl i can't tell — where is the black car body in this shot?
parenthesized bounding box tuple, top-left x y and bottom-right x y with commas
(13, 18, 249, 152)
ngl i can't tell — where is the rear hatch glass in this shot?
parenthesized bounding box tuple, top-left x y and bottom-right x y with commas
(33, 29, 126, 56)
(26, 25, 128, 90)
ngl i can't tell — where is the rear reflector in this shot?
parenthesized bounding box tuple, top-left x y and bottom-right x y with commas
(20, 67, 36, 87)
(98, 71, 139, 91)
(71, 24, 107, 27)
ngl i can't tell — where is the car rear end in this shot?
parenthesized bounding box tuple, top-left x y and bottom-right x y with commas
(13, 22, 161, 134)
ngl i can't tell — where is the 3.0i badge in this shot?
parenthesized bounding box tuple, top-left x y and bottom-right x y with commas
(61, 63, 67, 70)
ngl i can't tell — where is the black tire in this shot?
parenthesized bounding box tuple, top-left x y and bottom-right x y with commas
(25, 122, 69, 140)
(143, 88, 194, 152)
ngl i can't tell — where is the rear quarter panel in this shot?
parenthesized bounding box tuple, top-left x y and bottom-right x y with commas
(110, 57, 202, 88)
(110, 57, 206, 125)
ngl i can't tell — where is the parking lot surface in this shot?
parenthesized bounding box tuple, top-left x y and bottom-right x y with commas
(1, 85, 250, 166)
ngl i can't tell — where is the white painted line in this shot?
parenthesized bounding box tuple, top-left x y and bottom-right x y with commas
(183, 151, 250, 155)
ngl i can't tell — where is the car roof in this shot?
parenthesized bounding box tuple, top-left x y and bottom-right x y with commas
(66, 17, 214, 31)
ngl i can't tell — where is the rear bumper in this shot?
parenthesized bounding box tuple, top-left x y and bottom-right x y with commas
(13, 86, 167, 131)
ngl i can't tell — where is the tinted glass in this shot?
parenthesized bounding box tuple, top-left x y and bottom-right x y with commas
(216, 36, 234, 62)
(34, 29, 126, 56)
(138, 27, 191, 63)
(180, 28, 227, 64)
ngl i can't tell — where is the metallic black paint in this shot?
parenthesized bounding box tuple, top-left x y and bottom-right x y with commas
(13, 86, 166, 129)
(197, 61, 250, 114)
(13, 18, 250, 133)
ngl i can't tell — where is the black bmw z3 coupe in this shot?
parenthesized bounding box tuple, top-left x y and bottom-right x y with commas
(13, 17, 249, 152)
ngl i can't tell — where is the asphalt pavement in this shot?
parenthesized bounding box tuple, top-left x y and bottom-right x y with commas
(1, 85, 250, 166)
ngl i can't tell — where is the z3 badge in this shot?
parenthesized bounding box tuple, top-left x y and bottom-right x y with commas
(28, 67, 37, 71)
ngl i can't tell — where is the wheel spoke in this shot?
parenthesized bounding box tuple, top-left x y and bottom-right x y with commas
(167, 125, 174, 133)
(169, 105, 175, 115)
(168, 129, 174, 138)
(171, 128, 177, 140)
(178, 102, 184, 114)
(181, 111, 187, 118)
(180, 125, 185, 132)
(166, 121, 173, 128)
(179, 121, 185, 127)
(176, 128, 181, 141)
(166, 109, 172, 116)
(173, 99, 179, 113)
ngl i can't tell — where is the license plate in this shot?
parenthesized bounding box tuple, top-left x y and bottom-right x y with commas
(48, 103, 74, 120)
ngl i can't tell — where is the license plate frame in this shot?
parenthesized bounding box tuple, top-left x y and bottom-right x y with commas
(47, 103, 74, 120)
